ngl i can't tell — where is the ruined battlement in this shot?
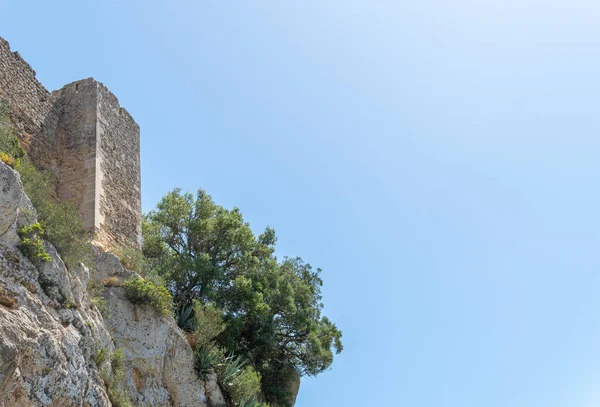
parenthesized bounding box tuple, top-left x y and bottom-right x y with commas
(0, 37, 141, 249)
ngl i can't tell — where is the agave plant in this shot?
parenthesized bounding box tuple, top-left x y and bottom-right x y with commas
(176, 303, 197, 332)
(217, 353, 246, 387)
(194, 346, 220, 379)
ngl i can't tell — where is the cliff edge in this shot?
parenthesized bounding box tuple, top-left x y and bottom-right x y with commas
(0, 161, 225, 407)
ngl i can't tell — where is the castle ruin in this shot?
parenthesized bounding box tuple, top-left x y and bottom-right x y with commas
(0, 37, 141, 249)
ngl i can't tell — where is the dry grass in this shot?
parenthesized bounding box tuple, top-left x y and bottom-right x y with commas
(186, 332, 198, 351)
(103, 276, 123, 287)
(22, 281, 38, 294)
(0, 287, 17, 308)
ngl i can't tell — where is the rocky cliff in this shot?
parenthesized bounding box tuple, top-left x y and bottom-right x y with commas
(0, 161, 226, 407)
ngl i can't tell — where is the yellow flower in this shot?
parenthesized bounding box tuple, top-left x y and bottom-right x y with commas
(0, 152, 14, 168)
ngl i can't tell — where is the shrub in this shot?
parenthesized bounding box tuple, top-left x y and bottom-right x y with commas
(18, 223, 52, 265)
(114, 245, 144, 273)
(61, 298, 77, 309)
(15, 158, 92, 267)
(96, 347, 109, 367)
(111, 349, 126, 377)
(0, 152, 14, 167)
(108, 388, 132, 407)
(229, 366, 262, 404)
(193, 302, 225, 348)
(211, 353, 265, 405)
(88, 281, 109, 317)
(0, 98, 90, 268)
(100, 349, 132, 407)
(123, 277, 173, 316)
(176, 303, 197, 332)
(0, 100, 25, 162)
(217, 353, 246, 388)
(194, 346, 222, 380)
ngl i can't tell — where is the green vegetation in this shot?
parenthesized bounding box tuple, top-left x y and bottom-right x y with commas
(199, 351, 265, 406)
(0, 152, 14, 167)
(18, 223, 51, 264)
(193, 302, 225, 348)
(123, 276, 173, 316)
(143, 188, 343, 406)
(228, 365, 263, 405)
(238, 399, 271, 407)
(194, 346, 221, 379)
(0, 96, 339, 406)
(95, 347, 109, 366)
(15, 158, 92, 266)
(0, 98, 92, 268)
(176, 303, 197, 332)
(88, 280, 110, 317)
(97, 348, 132, 407)
(0, 99, 24, 162)
(114, 245, 144, 273)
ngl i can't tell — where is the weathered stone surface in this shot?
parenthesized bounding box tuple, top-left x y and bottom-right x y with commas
(0, 163, 22, 244)
(52, 79, 142, 250)
(0, 38, 63, 174)
(0, 162, 225, 406)
(96, 256, 223, 407)
(0, 163, 35, 246)
(0, 36, 142, 250)
(0, 241, 113, 407)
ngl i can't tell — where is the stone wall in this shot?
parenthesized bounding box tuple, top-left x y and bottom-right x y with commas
(53, 79, 99, 231)
(96, 83, 142, 248)
(0, 37, 63, 173)
(0, 36, 141, 249)
(51, 79, 142, 249)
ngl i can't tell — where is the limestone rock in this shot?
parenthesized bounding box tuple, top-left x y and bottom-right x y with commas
(98, 257, 221, 407)
(0, 160, 226, 406)
(0, 242, 111, 407)
(0, 162, 34, 246)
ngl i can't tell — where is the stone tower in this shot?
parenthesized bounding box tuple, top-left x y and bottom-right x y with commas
(0, 37, 142, 249)
(53, 79, 141, 249)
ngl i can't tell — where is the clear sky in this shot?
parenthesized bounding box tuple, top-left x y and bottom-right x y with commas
(4, 1, 600, 406)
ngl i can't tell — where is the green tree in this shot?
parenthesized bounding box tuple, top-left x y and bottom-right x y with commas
(143, 188, 276, 306)
(143, 188, 342, 405)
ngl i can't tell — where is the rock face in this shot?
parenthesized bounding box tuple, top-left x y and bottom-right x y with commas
(92, 248, 225, 407)
(0, 162, 224, 406)
(0, 161, 33, 246)
(0, 166, 113, 407)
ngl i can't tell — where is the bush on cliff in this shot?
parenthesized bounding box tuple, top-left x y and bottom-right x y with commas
(15, 158, 92, 267)
(0, 98, 91, 268)
(18, 223, 52, 265)
(97, 348, 132, 407)
(143, 188, 343, 406)
(0, 99, 25, 162)
(114, 245, 145, 272)
(123, 276, 173, 316)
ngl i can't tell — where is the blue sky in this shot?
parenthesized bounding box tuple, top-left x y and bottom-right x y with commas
(4, 1, 600, 405)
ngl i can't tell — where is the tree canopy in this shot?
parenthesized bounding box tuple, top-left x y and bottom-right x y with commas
(142, 188, 342, 405)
